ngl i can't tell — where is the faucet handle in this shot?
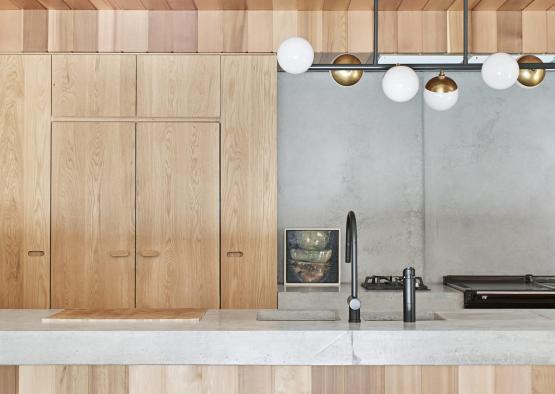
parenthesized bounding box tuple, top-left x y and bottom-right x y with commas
(348, 296, 361, 311)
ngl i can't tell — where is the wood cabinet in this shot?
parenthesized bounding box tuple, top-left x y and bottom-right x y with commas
(221, 55, 277, 309)
(136, 55, 220, 118)
(0, 55, 50, 309)
(136, 122, 220, 308)
(51, 122, 135, 309)
(52, 55, 136, 118)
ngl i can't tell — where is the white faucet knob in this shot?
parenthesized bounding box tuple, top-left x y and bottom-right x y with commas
(349, 298, 361, 310)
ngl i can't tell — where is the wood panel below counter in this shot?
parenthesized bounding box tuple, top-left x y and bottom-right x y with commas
(2, 365, 555, 394)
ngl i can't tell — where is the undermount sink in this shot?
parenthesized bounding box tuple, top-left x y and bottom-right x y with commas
(362, 311, 445, 321)
(257, 310, 339, 321)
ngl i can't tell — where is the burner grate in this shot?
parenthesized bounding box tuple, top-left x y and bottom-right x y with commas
(362, 275, 430, 291)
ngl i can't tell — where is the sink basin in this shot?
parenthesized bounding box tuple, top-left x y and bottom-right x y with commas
(257, 310, 339, 321)
(362, 311, 445, 321)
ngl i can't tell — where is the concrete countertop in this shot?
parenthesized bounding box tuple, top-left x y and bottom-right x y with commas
(2, 308, 555, 366)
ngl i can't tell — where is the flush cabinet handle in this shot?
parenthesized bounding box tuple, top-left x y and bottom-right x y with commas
(27, 250, 45, 257)
(110, 250, 130, 258)
(227, 251, 244, 258)
(139, 250, 160, 257)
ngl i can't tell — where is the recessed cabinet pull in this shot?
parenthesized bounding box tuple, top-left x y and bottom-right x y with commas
(140, 250, 160, 257)
(227, 251, 244, 258)
(27, 251, 45, 257)
(110, 250, 130, 258)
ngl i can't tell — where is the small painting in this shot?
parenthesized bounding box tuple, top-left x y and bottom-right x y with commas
(284, 228, 340, 287)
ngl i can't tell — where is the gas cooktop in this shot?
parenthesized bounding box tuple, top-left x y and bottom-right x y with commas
(444, 275, 555, 308)
(362, 275, 430, 291)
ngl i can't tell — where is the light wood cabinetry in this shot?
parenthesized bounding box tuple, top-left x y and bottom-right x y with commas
(221, 55, 277, 309)
(0, 55, 50, 309)
(52, 55, 136, 118)
(51, 122, 135, 309)
(11, 364, 555, 394)
(136, 122, 220, 308)
(136, 55, 220, 118)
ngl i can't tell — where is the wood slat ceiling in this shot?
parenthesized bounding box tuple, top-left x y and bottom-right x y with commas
(1, 0, 554, 11)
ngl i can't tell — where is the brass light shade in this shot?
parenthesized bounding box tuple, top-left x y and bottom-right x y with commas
(425, 70, 458, 93)
(330, 54, 363, 86)
(517, 55, 545, 88)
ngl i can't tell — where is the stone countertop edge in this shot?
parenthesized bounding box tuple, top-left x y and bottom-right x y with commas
(2, 309, 555, 365)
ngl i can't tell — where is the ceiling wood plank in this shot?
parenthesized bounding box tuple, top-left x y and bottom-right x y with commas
(166, 0, 195, 9)
(379, 0, 403, 9)
(246, 0, 272, 9)
(423, 10, 447, 51)
(498, 0, 534, 10)
(9, 0, 45, 9)
(193, 0, 222, 9)
(525, 0, 555, 9)
(141, 0, 170, 9)
(448, 0, 483, 10)
(470, 10, 497, 51)
(63, 0, 95, 9)
(347, 10, 372, 52)
(398, 0, 429, 10)
(297, 0, 323, 10)
(347, 0, 372, 9)
(424, 0, 457, 10)
(73, 10, 98, 49)
(497, 9, 522, 50)
(88, 0, 116, 9)
(110, 0, 145, 9)
(0, 0, 20, 9)
(322, 0, 349, 10)
(247, 10, 272, 50)
(0, 10, 23, 49)
(397, 10, 423, 51)
(297, 10, 323, 51)
(473, 0, 508, 10)
(197, 10, 223, 50)
(36, 0, 69, 9)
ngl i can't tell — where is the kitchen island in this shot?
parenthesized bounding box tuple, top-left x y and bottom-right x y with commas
(2, 309, 555, 393)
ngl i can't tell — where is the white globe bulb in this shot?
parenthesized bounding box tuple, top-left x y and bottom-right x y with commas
(481, 53, 519, 90)
(277, 37, 314, 74)
(382, 66, 420, 103)
(424, 89, 459, 111)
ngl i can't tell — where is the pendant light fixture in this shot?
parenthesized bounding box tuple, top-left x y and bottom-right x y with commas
(517, 55, 545, 88)
(277, 37, 314, 74)
(382, 65, 419, 103)
(424, 70, 459, 111)
(330, 54, 363, 86)
(481, 53, 519, 90)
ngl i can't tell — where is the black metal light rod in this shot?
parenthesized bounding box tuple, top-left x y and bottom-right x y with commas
(463, 0, 469, 65)
(308, 62, 555, 72)
(372, 0, 379, 65)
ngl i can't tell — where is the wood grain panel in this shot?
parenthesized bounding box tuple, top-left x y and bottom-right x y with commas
(458, 365, 495, 394)
(44, 308, 205, 321)
(497, 10, 522, 52)
(97, 10, 149, 52)
(247, 10, 273, 51)
(274, 366, 311, 394)
(311, 366, 384, 394)
(0, 367, 17, 394)
(495, 366, 532, 394)
(398, 10, 423, 52)
(223, 10, 248, 51)
(136, 122, 219, 309)
(221, 55, 277, 309)
(147, 10, 197, 52)
(378, 11, 398, 53)
(22, 10, 48, 51)
(532, 366, 555, 394)
(385, 366, 421, 394)
(423, 11, 447, 52)
(347, 10, 372, 53)
(422, 366, 457, 394)
(52, 55, 136, 117)
(137, 55, 220, 117)
(197, 11, 224, 52)
(447, 10, 464, 52)
(471, 10, 497, 52)
(0, 55, 50, 309)
(19, 366, 55, 394)
(51, 122, 135, 309)
(239, 366, 272, 394)
(0, 11, 23, 51)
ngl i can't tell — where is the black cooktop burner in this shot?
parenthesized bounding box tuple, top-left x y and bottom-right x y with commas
(362, 275, 430, 291)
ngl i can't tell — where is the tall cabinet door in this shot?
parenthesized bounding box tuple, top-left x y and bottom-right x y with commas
(0, 55, 51, 308)
(221, 55, 277, 309)
(52, 122, 135, 308)
(136, 122, 220, 308)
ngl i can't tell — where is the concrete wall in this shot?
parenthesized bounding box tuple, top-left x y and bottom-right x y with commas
(278, 71, 555, 284)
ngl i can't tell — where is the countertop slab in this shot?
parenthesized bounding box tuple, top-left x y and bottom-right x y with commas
(2, 309, 555, 365)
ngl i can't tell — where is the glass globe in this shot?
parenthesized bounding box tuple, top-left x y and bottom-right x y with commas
(481, 53, 519, 90)
(382, 66, 419, 103)
(277, 37, 314, 74)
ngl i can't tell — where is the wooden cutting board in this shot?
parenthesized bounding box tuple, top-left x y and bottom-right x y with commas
(42, 308, 205, 323)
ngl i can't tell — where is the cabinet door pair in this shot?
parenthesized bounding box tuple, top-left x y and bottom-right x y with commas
(51, 122, 220, 309)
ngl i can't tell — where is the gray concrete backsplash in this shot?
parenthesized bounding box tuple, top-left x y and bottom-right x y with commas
(278, 71, 555, 284)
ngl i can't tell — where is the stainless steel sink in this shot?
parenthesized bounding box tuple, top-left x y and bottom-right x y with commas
(256, 310, 339, 321)
(362, 311, 445, 321)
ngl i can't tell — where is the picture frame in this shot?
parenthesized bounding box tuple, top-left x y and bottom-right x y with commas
(284, 228, 341, 287)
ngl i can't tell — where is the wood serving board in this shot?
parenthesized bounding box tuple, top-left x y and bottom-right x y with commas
(42, 308, 206, 323)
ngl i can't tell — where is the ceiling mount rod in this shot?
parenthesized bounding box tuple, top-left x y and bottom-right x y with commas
(463, 0, 469, 64)
(309, 62, 555, 71)
(372, 0, 379, 65)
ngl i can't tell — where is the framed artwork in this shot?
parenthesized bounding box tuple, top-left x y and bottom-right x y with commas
(284, 228, 341, 287)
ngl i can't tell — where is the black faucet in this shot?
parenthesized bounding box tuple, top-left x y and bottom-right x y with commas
(403, 267, 416, 323)
(346, 211, 361, 323)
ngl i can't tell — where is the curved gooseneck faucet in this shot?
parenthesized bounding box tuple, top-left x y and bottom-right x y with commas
(346, 211, 361, 323)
